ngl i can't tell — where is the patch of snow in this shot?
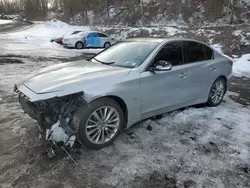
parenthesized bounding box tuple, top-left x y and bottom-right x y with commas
(0, 19, 13, 25)
(233, 30, 243, 36)
(101, 96, 250, 186)
(232, 30, 250, 45)
(233, 54, 250, 77)
(165, 26, 185, 36)
(44, 19, 69, 28)
(0, 20, 96, 58)
(194, 29, 221, 38)
(3, 19, 89, 42)
(211, 43, 223, 53)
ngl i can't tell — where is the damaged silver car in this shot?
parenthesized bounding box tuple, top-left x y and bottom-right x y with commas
(14, 38, 232, 150)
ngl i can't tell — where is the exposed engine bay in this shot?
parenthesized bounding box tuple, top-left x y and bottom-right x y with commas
(15, 85, 84, 156)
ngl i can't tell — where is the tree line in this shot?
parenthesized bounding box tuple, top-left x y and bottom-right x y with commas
(0, 0, 239, 25)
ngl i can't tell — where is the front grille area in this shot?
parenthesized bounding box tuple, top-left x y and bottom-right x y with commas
(14, 85, 37, 119)
(19, 95, 38, 120)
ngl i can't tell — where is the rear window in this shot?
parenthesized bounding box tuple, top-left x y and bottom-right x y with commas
(204, 45, 214, 60)
(183, 41, 213, 64)
(72, 31, 82, 35)
(98, 33, 108, 37)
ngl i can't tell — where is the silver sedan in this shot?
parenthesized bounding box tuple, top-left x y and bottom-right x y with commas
(15, 38, 233, 149)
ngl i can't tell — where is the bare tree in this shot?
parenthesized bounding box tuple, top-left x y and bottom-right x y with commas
(229, 0, 235, 24)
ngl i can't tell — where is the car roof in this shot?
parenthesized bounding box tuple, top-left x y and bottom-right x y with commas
(125, 38, 165, 43)
(125, 37, 210, 46)
(77, 30, 107, 35)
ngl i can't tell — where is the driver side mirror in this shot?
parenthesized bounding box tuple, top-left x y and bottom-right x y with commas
(151, 60, 173, 72)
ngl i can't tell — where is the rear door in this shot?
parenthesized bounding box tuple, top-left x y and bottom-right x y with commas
(140, 41, 191, 118)
(183, 41, 219, 100)
(98, 33, 109, 47)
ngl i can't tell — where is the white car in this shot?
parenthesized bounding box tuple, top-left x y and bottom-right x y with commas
(50, 31, 83, 44)
(62, 31, 116, 49)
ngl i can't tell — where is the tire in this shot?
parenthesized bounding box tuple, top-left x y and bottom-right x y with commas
(207, 77, 226, 107)
(75, 41, 84, 49)
(73, 98, 125, 150)
(104, 42, 111, 48)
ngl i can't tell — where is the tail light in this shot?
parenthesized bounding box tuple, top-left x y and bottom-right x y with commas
(228, 60, 233, 66)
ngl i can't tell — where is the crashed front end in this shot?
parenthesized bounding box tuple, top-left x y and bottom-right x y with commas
(14, 84, 84, 149)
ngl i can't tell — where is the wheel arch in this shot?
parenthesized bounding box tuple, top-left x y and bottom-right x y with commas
(105, 95, 128, 130)
(88, 95, 128, 130)
(104, 41, 111, 47)
(207, 75, 228, 101)
(217, 75, 228, 93)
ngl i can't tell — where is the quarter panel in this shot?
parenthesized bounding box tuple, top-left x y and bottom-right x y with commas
(188, 56, 231, 101)
(188, 60, 220, 100)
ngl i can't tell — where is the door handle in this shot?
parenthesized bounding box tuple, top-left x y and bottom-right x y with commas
(178, 73, 188, 78)
(210, 66, 217, 71)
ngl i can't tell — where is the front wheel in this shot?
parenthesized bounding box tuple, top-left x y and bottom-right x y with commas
(207, 77, 226, 107)
(73, 98, 125, 149)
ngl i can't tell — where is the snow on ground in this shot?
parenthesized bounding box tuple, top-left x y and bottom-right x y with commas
(0, 20, 250, 187)
(232, 30, 250, 45)
(211, 44, 250, 77)
(0, 19, 13, 24)
(8, 19, 89, 42)
(0, 20, 103, 58)
(0, 58, 250, 188)
(233, 54, 250, 77)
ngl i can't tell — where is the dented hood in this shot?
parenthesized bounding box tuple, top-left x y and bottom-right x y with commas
(22, 60, 130, 94)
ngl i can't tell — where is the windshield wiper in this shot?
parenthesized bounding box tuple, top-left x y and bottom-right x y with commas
(92, 57, 115, 65)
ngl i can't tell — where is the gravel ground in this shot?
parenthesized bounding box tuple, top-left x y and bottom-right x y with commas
(0, 57, 250, 188)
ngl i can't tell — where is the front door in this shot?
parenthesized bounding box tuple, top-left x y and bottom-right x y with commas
(140, 41, 191, 118)
(86, 32, 101, 47)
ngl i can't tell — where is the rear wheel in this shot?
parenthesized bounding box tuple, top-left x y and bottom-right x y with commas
(207, 77, 226, 107)
(75, 41, 84, 49)
(73, 98, 124, 149)
(104, 42, 111, 48)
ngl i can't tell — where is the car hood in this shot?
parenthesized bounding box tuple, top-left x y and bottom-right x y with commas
(22, 60, 130, 94)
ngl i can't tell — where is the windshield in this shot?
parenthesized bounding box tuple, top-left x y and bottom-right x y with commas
(91, 41, 159, 68)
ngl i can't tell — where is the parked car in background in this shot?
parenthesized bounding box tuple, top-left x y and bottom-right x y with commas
(62, 31, 116, 49)
(15, 38, 232, 150)
(50, 30, 82, 45)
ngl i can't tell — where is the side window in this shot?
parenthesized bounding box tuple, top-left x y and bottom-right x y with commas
(87, 33, 94, 38)
(98, 33, 108, 37)
(183, 41, 206, 63)
(88, 33, 98, 38)
(204, 45, 214, 60)
(155, 41, 183, 66)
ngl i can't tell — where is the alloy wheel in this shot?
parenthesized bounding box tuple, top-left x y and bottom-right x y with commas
(210, 80, 225, 104)
(76, 42, 83, 49)
(104, 42, 111, 48)
(85, 106, 120, 144)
